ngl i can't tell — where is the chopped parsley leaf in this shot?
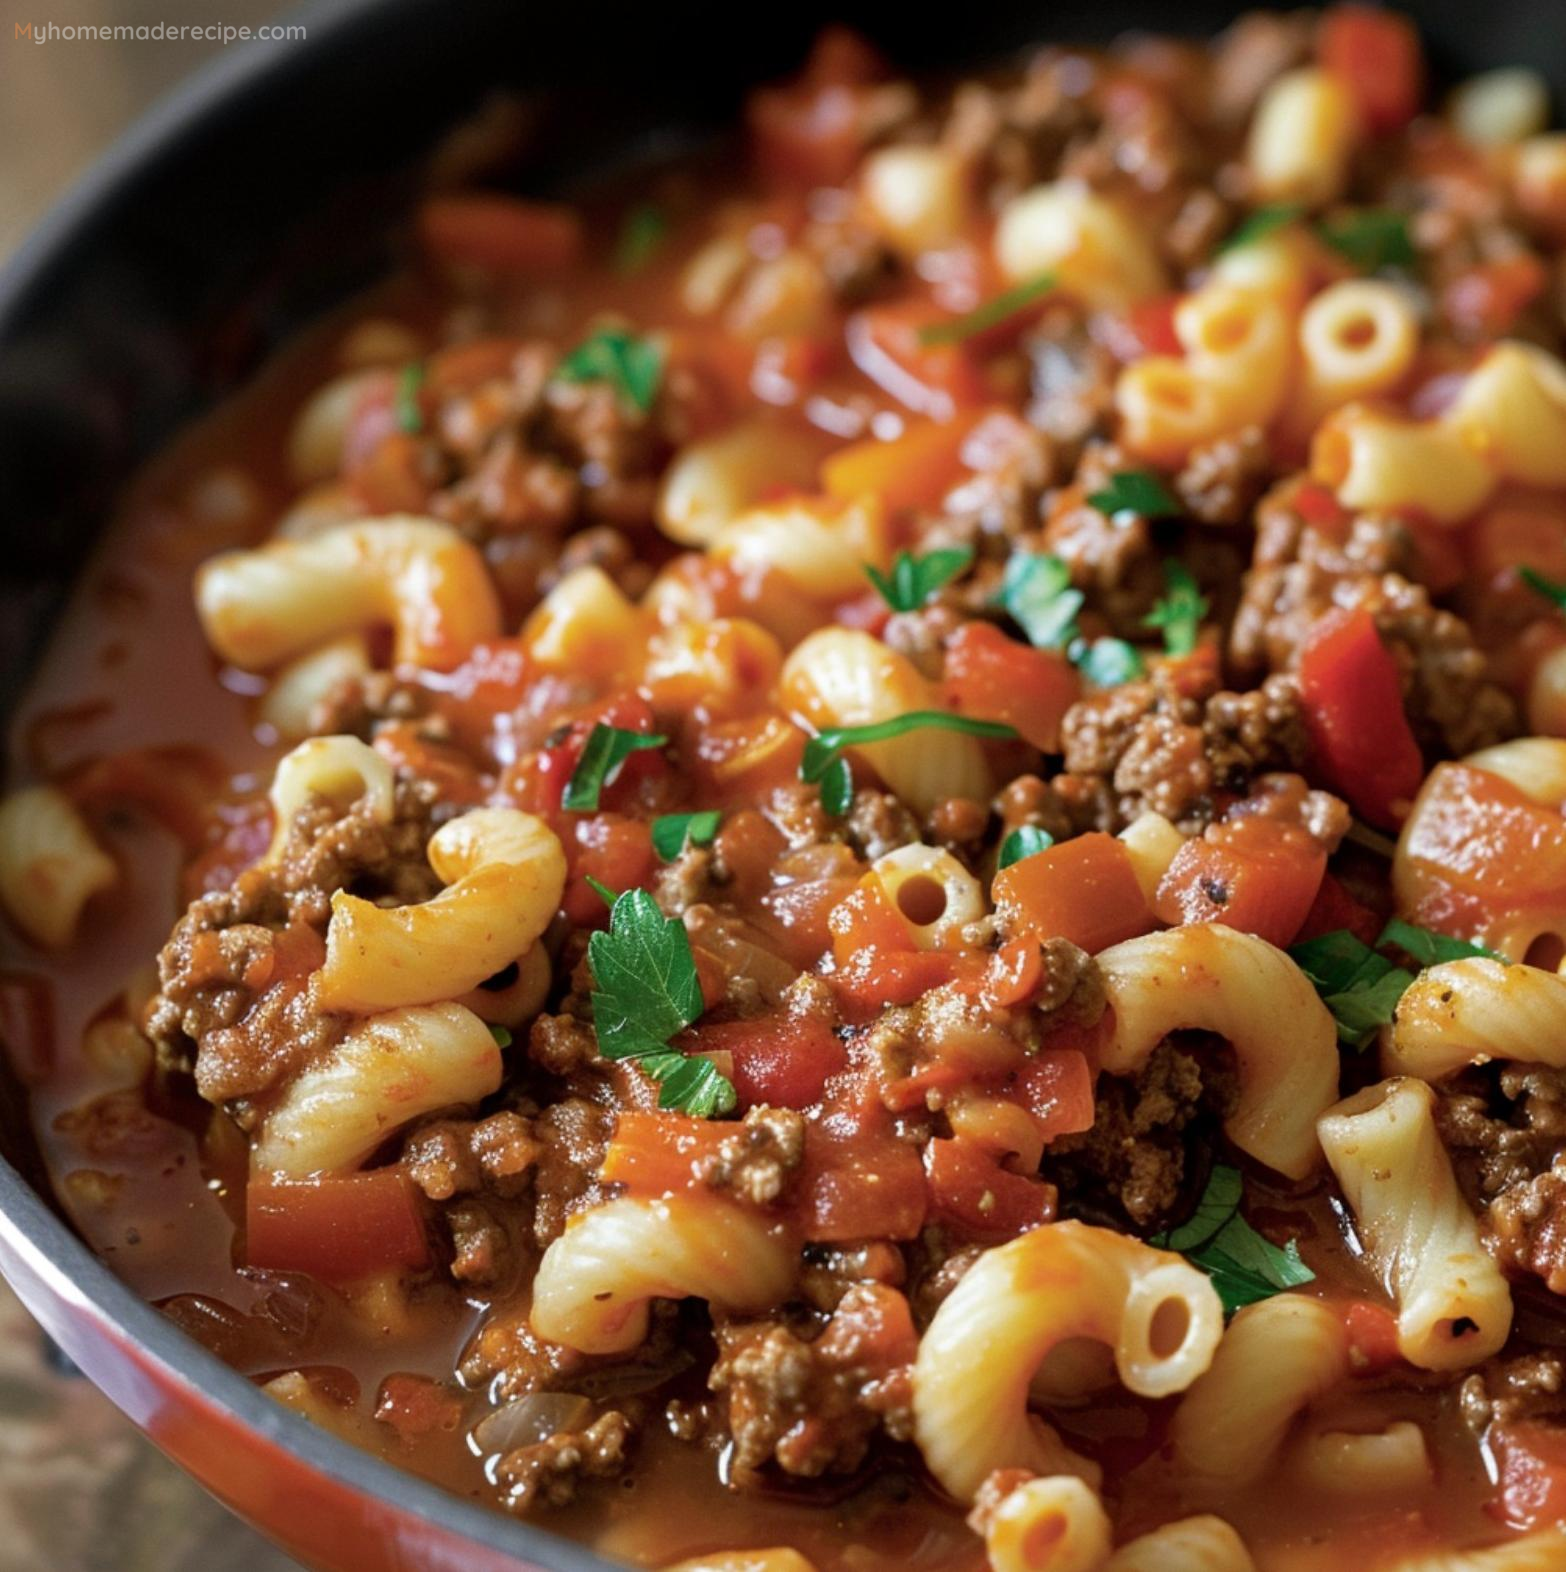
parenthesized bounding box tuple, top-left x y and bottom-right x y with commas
(563, 724, 668, 812)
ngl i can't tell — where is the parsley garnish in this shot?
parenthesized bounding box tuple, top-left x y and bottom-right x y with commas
(395, 362, 426, 434)
(1376, 918, 1505, 968)
(1521, 567, 1566, 610)
(652, 810, 722, 861)
(1318, 210, 1416, 273)
(557, 326, 664, 415)
(1073, 637, 1146, 687)
(801, 712, 1019, 813)
(1088, 470, 1182, 521)
(1152, 1165, 1315, 1315)
(587, 885, 733, 1116)
(1288, 921, 1502, 1049)
(1142, 560, 1209, 657)
(1289, 929, 1416, 1048)
(488, 1024, 513, 1048)
(1000, 553, 1083, 650)
(917, 273, 1056, 346)
(998, 825, 1054, 869)
(614, 203, 668, 274)
(864, 546, 975, 613)
(563, 724, 668, 812)
(1216, 203, 1305, 255)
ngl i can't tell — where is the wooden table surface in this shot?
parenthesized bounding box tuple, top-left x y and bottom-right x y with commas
(1, 5, 314, 1568)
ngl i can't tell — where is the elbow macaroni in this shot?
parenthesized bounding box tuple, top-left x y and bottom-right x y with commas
(1443, 341, 1566, 488)
(1247, 68, 1360, 205)
(1288, 280, 1421, 438)
(1311, 405, 1496, 525)
(252, 1000, 502, 1176)
(1318, 1077, 1513, 1369)
(1385, 957, 1566, 1079)
(0, 785, 116, 949)
(994, 181, 1166, 310)
(1105, 1516, 1255, 1572)
(781, 628, 994, 814)
(315, 806, 566, 1013)
(196, 517, 501, 671)
(529, 1195, 796, 1355)
(981, 1475, 1112, 1572)
(912, 1220, 1223, 1502)
(1095, 925, 1340, 1179)
(869, 843, 986, 950)
(1170, 1296, 1350, 1492)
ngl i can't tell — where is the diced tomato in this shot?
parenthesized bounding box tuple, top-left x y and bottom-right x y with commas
(1297, 607, 1424, 830)
(924, 1137, 1056, 1243)
(685, 1012, 849, 1110)
(432, 638, 533, 753)
(1337, 1300, 1404, 1375)
(943, 622, 1081, 752)
(795, 1108, 929, 1241)
(1292, 480, 1352, 535)
(1469, 498, 1566, 589)
(417, 195, 583, 275)
(423, 337, 528, 401)
(599, 1111, 733, 1197)
(1489, 1422, 1566, 1532)
(1318, 5, 1424, 134)
(184, 799, 273, 901)
(1398, 761, 1566, 939)
(983, 936, 1044, 1010)
(345, 429, 429, 514)
(373, 723, 486, 807)
(992, 832, 1153, 954)
(848, 301, 986, 421)
(832, 944, 968, 1014)
(1296, 870, 1383, 946)
(246, 1172, 430, 1282)
(831, 879, 915, 959)
(1119, 294, 1184, 360)
(1154, 818, 1326, 947)
(564, 814, 656, 927)
(821, 414, 981, 513)
(1012, 1049, 1097, 1141)
(1442, 256, 1549, 340)
(374, 1374, 466, 1445)
(509, 694, 665, 820)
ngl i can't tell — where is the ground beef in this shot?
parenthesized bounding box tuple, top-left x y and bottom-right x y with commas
(531, 1099, 612, 1249)
(1024, 311, 1120, 452)
(1231, 495, 1518, 755)
(403, 1110, 540, 1202)
(908, 1243, 983, 1325)
(881, 605, 964, 682)
(494, 1410, 634, 1514)
(1033, 938, 1107, 1026)
(994, 774, 1094, 845)
(845, 790, 921, 862)
(1040, 495, 1163, 639)
(1461, 1352, 1566, 1435)
(1491, 1155, 1566, 1295)
(143, 777, 441, 1110)
(1047, 1037, 1236, 1227)
(1438, 1066, 1566, 1200)
(710, 1283, 917, 1482)
(934, 412, 1057, 550)
(1056, 665, 1315, 834)
(528, 1008, 600, 1077)
(654, 843, 722, 918)
(309, 670, 431, 741)
(1174, 427, 1271, 526)
(446, 1198, 512, 1286)
(698, 1107, 807, 1207)
(1207, 10, 1313, 127)
(460, 1309, 586, 1401)
(798, 1241, 908, 1314)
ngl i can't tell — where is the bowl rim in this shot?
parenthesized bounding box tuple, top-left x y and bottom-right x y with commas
(0, 4, 626, 1566)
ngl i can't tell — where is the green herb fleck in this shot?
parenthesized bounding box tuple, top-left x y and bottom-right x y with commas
(864, 546, 975, 613)
(557, 326, 664, 414)
(1074, 637, 1146, 688)
(998, 825, 1054, 870)
(1289, 929, 1416, 1048)
(1216, 203, 1305, 256)
(488, 1024, 513, 1049)
(563, 724, 668, 813)
(1317, 210, 1416, 273)
(1142, 560, 1209, 657)
(1521, 567, 1566, 611)
(917, 273, 1056, 346)
(652, 810, 723, 862)
(614, 203, 668, 274)
(1000, 553, 1083, 651)
(801, 712, 1018, 812)
(395, 362, 426, 434)
(1088, 470, 1182, 521)
(587, 886, 733, 1116)
(1152, 1164, 1315, 1315)
(1376, 918, 1506, 968)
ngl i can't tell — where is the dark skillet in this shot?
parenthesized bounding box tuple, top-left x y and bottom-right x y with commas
(0, 2, 1562, 1566)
